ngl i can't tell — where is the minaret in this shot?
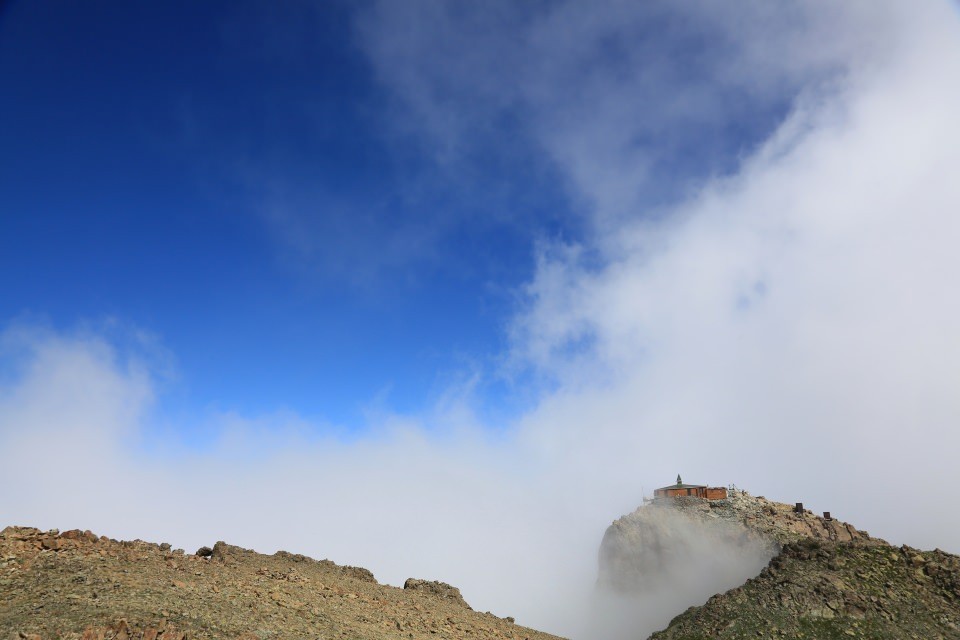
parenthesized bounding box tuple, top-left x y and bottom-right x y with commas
(676, 474, 682, 486)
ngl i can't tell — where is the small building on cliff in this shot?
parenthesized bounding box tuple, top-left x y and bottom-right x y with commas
(654, 475, 727, 500)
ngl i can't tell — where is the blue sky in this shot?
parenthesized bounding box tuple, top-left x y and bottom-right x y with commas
(0, 1, 793, 433)
(2, 3, 960, 636)
(0, 1, 581, 430)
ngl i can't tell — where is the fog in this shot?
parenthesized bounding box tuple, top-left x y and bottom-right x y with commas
(4, 1, 960, 639)
(587, 504, 776, 639)
(0, 328, 777, 638)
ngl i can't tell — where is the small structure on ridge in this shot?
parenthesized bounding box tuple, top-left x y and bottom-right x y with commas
(653, 475, 727, 500)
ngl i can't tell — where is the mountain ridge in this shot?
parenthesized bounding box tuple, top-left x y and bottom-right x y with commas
(0, 525, 559, 640)
(5, 488, 959, 639)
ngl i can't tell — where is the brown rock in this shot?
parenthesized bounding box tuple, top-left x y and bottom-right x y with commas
(2, 527, 41, 541)
(211, 540, 254, 563)
(40, 538, 60, 551)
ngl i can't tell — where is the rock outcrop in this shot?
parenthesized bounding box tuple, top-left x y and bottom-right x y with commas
(598, 490, 871, 593)
(598, 489, 960, 639)
(0, 525, 560, 640)
(403, 578, 472, 609)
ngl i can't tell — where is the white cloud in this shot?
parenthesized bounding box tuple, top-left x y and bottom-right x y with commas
(507, 0, 960, 550)
(363, 0, 960, 626)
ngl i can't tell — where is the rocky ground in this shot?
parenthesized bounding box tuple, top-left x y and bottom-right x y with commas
(648, 538, 960, 640)
(0, 526, 562, 640)
(698, 490, 871, 546)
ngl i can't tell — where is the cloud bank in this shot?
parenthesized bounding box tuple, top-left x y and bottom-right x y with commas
(3, 2, 960, 638)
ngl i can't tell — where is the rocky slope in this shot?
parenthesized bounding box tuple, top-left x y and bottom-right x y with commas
(599, 490, 960, 639)
(649, 538, 960, 640)
(0, 526, 561, 640)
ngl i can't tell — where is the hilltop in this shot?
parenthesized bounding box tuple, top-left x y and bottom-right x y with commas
(0, 526, 561, 640)
(599, 488, 960, 639)
(599, 488, 871, 595)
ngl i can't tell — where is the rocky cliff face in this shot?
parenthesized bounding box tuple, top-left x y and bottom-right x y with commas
(0, 526, 560, 640)
(598, 490, 960, 639)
